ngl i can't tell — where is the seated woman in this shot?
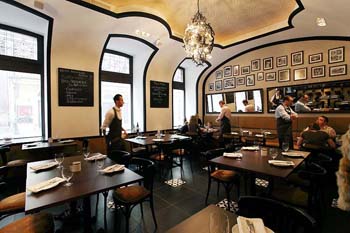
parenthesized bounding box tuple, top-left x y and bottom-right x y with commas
(297, 123, 336, 150)
(188, 115, 200, 135)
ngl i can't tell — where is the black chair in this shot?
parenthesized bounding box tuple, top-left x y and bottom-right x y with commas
(237, 196, 317, 233)
(113, 158, 157, 233)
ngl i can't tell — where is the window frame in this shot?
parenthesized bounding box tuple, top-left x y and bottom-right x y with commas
(172, 67, 185, 127)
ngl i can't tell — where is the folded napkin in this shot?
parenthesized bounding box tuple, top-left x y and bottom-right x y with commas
(223, 152, 243, 158)
(27, 177, 65, 193)
(264, 131, 272, 135)
(85, 153, 107, 161)
(30, 162, 58, 171)
(57, 139, 74, 144)
(282, 150, 308, 158)
(255, 134, 264, 137)
(99, 164, 125, 174)
(231, 132, 239, 135)
(152, 138, 164, 142)
(135, 136, 147, 139)
(241, 146, 260, 151)
(242, 130, 249, 133)
(237, 216, 266, 233)
(268, 160, 295, 166)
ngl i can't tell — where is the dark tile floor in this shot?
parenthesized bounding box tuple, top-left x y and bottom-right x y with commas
(1, 157, 350, 233)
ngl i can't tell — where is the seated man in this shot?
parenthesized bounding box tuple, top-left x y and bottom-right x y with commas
(242, 100, 255, 112)
(297, 123, 336, 150)
(295, 94, 311, 113)
(317, 115, 336, 139)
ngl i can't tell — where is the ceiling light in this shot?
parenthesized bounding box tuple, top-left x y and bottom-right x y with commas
(183, 0, 215, 65)
(316, 17, 327, 27)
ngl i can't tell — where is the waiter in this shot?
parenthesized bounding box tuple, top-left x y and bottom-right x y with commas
(275, 96, 298, 149)
(216, 100, 232, 139)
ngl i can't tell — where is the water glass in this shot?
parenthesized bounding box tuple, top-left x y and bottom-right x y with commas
(61, 166, 73, 186)
(55, 153, 64, 168)
(282, 142, 289, 152)
(269, 148, 278, 160)
(82, 147, 90, 159)
(209, 212, 230, 233)
(96, 159, 105, 170)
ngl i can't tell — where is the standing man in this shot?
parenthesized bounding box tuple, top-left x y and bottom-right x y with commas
(275, 96, 298, 149)
(101, 94, 127, 152)
(216, 100, 231, 138)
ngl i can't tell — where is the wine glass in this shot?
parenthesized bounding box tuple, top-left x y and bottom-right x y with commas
(82, 147, 90, 159)
(209, 212, 230, 233)
(55, 153, 64, 168)
(61, 166, 73, 186)
(96, 159, 105, 170)
(270, 148, 278, 160)
(282, 142, 289, 152)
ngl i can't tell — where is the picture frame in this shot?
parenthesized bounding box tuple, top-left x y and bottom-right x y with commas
(251, 59, 260, 71)
(257, 72, 264, 81)
(309, 53, 323, 64)
(291, 51, 304, 66)
(276, 55, 288, 67)
(311, 65, 325, 78)
(237, 77, 245, 86)
(263, 57, 273, 70)
(246, 74, 255, 86)
(209, 83, 214, 91)
(215, 80, 222, 91)
(329, 64, 347, 77)
(215, 70, 223, 79)
(293, 68, 307, 81)
(241, 66, 250, 75)
(278, 69, 290, 82)
(265, 72, 276, 81)
(224, 78, 236, 89)
(328, 46, 345, 64)
(233, 65, 240, 76)
(223, 66, 232, 77)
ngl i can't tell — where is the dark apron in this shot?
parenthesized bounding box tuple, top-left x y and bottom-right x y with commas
(106, 108, 125, 152)
(276, 106, 293, 148)
(220, 116, 231, 136)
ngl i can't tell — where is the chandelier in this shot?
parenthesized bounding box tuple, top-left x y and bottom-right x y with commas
(183, 0, 215, 65)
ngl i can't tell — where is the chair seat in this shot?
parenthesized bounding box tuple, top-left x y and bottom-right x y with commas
(0, 212, 54, 233)
(7, 160, 27, 167)
(271, 185, 308, 207)
(211, 169, 239, 182)
(0, 192, 25, 213)
(150, 153, 165, 161)
(114, 185, 150, 204)
(287, 173, 311, 189)
(132, 147, 147, 153)
(172, 149, 185, 156)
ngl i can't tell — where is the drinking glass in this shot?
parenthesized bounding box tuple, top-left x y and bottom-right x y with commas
(282, 142, 289, 152)
(270, 148, 278, 160)
(96, 159, 105, 170)
(82, 147, 90, 159)
(55, 153, 64, 168)
(61, 166, 73, 186)
(209, 212, 230, 233)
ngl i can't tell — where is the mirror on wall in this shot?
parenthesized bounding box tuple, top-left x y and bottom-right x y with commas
(206, 89, 263, 113)
(267, 80, 350, 113)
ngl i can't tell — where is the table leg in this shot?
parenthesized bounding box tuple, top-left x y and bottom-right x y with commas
(83, 196, 93, 233)
(249, 173, 256, 196)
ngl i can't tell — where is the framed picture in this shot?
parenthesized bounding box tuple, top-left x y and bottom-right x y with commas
(263, 57, 273, 70)
(209, 83, 214, 91)
(257, 72, 264, 81)
(223, 66, 232, 77)
(309, 53, 323, 64)
(294, 68, 307, 81)
(241, 66, 250, 75)
(215, 70, 223, 79)
(237, 77, 245, 86)
(224, 78, 236, 89)
(246, 74, 255, 86)
(328, 46, 345, 64)
(265, 72, 276, 81)
(251, 59, 260, 71)
(291, 51, 304, 66)
(329, 64, 347, 77)
(215, 80, 222, 91)
(276, 55, 288, 67)
(311, 65, 325, 78)
(233, 65, 240, 76)
(278, 69, 290, 82)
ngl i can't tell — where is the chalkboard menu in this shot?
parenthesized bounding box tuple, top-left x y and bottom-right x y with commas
(58, 68, 94, 106)
(150, 80, 169, 108)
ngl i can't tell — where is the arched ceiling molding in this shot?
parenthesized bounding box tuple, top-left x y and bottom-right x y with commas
(66, 0, 304, 49)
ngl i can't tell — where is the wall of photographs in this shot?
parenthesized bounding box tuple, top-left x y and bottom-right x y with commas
(204, 40, 350, 114)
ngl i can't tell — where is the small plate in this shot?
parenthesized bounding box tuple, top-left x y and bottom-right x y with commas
(232, 224, 274, 233)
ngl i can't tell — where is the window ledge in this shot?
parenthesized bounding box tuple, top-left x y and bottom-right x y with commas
(0, 137, 44, 147)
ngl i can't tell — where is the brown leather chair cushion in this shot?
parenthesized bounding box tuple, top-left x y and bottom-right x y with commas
(114, 185, 150, 203)
(150, 154, 165, 161)
(7, 160, 27, 167)
(172, 149, 185, 156)
(0, 212, 54, 233)
(0, 192, 25, 213)
(211, 169, 239, 182)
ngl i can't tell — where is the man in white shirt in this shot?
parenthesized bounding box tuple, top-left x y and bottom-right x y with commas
(216, 100, 231, 138)
(101, 94, 127, 152)
(243, 100, 255, 112)
(295, 94, 311, 113)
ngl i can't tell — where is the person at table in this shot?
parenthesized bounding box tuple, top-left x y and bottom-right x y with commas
(270, 88, 283, 109)
(295, 94, 311, 113)
(242, 100, 255, 112)
(275, 96, 298, 149)
(216, 100, 231, 138)
(101, 94, 127, 152)
(317, 115, 337, 139)
(297, 123, 336, 150)
(188, 115, 200, 135)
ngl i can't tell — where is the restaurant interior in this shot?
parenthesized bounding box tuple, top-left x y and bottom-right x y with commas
(1, 0, 350, 232)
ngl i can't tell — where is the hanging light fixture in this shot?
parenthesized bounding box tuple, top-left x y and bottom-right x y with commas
(183, 0, 215, 65)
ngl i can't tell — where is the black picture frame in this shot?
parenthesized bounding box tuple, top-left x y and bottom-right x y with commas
(328, 46, 345, 64)
(309, 53, 323, 64)
(215, 70, 223, 79)
(246, 74, 255, 86)
(276, 55, 288, 67)
(224, 78, 236, 89)
(263, 57, 273, 70)
(241, 66, 250, 75)
(311, 65, 325, 78)
(293, 67, 307, 81)
(209, 83, 214, 91)
(329, 64, 347, 77)
(291, 51, 304, 66)
(251, 59, 260, 71)
(223, 65, 232, 77)
(265, 72, 276, 81)
(233, 65, 240, 76)
(278, 69, 290, 82)
(237, 77, 245, 86)
(215, 80, 223, 91)
(257, 72, 264, 81)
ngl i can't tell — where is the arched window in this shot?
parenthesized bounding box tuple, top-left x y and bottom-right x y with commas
(100, 50, 133, 131)
(172, 67, 185, 127)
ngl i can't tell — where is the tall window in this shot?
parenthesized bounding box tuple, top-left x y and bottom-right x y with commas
(101, 50, 133, 131)
(173, 67, 185, 127)
(0, 26, 44, 140)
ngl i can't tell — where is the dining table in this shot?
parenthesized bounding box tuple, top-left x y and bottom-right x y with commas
(223, 131, 278, 146)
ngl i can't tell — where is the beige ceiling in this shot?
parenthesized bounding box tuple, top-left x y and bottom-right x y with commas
(84, 0, 298, 46)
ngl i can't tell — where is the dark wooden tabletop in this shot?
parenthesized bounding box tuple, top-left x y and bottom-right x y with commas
(125, 134, 191, 146)
(224, 132, 277, 140)
(166, 205, 237, 233)
(25, 155, 143, 213)
(22, 141, 77, 151)
(210, 149, 310, 178)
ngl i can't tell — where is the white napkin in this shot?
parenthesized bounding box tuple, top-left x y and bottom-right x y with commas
(241, 146, 260, 151)
(282, 150, 308, 158)
(268, 160, 295, 166)
(85, 153, 107, 161)
(231, 132, 239, 135)
(237, 216, 266, 233)
(152, 138, 164, 142)
(264, 131, 272, 135)
(135, 136, 147, 139)
(27, 177, 65, 193)
(255, 134, 264, 137)
(99, 164, 125, 174)
(57, 139, 74, 144)
(30, 162, 58, 171)
(223, 152, 243, 158)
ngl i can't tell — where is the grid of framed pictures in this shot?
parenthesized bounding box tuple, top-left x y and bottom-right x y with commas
(311, 65, 325, 78)
(215, 80, 222, 91)
(237, 77, 245, 86)
(215, 70, 223, 79)
(294, 68, 307, 81)
(291, 51, 304, 66)
(241, 66, 250, 74)
(224, 66, 232, 77)
(266, 72, 276, 81)
(329, 64, 347, 77)
(224, 78, 236, 89)
(251, 59, 260, 71)
(309, 53, 323, 64)
(276, 55, 288, 67)
(328, 47, 344, 64)
(278, 69, 290, 82)
(209, 83, 214, 91)
(233, 65, 240, 76)
(246, 74, 255, 86)
(263, 57, 273, 70)
(257, 72, 264, 81)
